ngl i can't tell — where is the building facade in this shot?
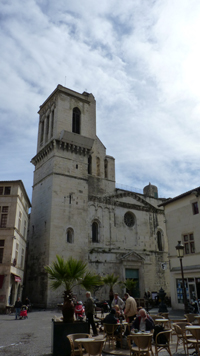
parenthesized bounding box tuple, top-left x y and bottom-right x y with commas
(0, 180, 31, 311)
(25, 85, 170, 307)
(161, 187, 200, 309)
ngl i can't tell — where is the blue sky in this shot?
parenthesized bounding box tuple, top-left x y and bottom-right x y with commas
(1, 0, 200, 201)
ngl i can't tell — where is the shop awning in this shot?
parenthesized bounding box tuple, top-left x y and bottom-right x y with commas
(15, 276, 21, 282)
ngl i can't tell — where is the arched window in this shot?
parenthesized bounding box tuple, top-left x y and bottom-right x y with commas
(104, 159, 108, 178)
(88, 155, 92, 174)
(92, 222, 99, 243)
(157, 231, 163, 251)
(96, 157, 100, 176)
(72, 107, 81, 134)
(40, 120, 44, 145)
(67, 228, 74, 243)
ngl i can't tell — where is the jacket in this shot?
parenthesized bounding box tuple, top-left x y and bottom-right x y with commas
(14, 300, 22, 308)
(132, 315, 155, 331)
(85, 297, 95, 316)
(103, 313, 118, 324)
(111, 296, 125, 310)
(124, 296, 137, 317)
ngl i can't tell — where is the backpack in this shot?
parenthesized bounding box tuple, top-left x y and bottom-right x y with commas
(153, 325, 167, 344)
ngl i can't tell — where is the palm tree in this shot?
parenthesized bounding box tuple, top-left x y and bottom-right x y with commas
(45, 255, 102, 322)
(123, 278, 138, 297)
(103, 273, 120, 306)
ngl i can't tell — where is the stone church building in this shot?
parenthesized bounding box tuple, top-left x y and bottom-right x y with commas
(25, 85, 170, 307)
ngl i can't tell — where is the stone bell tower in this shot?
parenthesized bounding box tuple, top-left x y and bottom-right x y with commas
(26, 85, 99, 307)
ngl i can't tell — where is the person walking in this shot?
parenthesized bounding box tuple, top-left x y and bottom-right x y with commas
(124, 292, 137, 323)
(14, 297, 22, 320)
(85, 291, 98, 336)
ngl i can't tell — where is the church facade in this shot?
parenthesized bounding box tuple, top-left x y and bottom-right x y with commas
(25, 85, 170, 307)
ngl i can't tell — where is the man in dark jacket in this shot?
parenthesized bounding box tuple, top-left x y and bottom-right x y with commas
(14, 297, 22, 320)
(131, 308, 154, 332)
(103, 308, 118, 324)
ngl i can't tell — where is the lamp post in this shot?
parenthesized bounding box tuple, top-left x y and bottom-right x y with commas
(175, 241, 188, 313)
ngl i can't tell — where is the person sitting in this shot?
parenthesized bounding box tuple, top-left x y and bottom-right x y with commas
(114, 304, 124, 321)
(103, 308, 121, 348)
(131, 308, 154, 332)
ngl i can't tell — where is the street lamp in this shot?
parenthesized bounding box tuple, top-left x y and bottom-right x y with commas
(175, 241, 188, 313)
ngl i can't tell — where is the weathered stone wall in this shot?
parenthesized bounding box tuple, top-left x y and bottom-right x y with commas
(26, 86, 170, 308)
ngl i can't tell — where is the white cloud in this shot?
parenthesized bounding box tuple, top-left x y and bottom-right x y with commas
(0, 0, 200, 200)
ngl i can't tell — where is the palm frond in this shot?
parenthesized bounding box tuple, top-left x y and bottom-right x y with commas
(103, 273, 119, 287)
(81, 273, 103, 291)
(44, 255, 101, 298)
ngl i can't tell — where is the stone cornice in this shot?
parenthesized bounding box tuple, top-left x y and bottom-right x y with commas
(31, 140, 56, 166)
(31, 138, 92, 166)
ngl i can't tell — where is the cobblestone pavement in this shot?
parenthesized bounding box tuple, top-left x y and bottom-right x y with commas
(0, 307, 187, 356)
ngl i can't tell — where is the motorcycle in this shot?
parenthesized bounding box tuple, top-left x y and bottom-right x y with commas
(94, 299, 110, 313)
(74, 301, 85, 321)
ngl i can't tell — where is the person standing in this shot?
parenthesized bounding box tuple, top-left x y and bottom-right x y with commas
(124, 293, 137, 323)
(85, 291, 98, 336)
(14, 297, 22, 320)
(111, 293, 125, 311)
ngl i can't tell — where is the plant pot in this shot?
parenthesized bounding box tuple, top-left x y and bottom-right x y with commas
(52, 320, 89, 356)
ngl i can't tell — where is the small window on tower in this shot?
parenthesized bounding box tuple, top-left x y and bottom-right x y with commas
(72, 108, 81, 134)
(157, 231, 163, 251)
(88, 155, 92, 174)
(92, 222, 99, 243)
(67, 228, 74, 243)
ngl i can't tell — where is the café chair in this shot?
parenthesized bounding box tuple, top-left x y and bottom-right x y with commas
(185, 327, 200, 356)
(67, 333, 91, 356)
(173, 323, 192, 352)
(184, 314, 198, 324)
(154, 329, 172, 356)
(103, 323, 122, 348)
(158, 313, 169, 319)
(127, 333, 154, 356)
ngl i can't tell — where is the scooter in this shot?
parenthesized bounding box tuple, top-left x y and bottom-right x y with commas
(74, 301, 85, 321)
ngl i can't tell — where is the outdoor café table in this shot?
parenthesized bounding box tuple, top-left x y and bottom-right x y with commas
(186, 325, 200, 332)
(131, 331, 152, 334)
(155, 318, 169, 327)
(75, 338, 95, 344)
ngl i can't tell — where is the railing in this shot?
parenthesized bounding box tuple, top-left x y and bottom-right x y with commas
(116, 183, 143, 194)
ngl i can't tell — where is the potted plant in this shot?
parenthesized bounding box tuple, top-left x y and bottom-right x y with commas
(45, 255, 102, 356)
(45, 255, 102, 322)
